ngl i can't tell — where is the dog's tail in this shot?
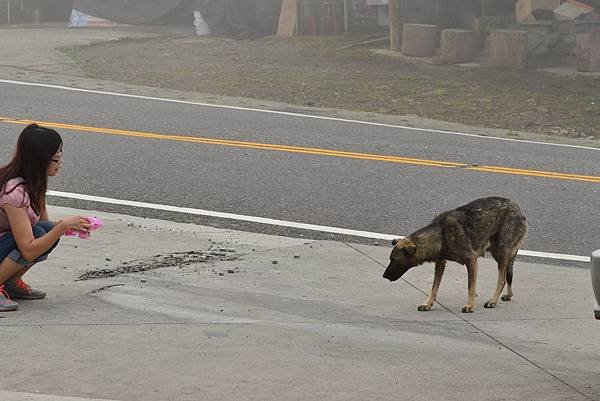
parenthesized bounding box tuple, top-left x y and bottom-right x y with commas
(499, 208, 528, 259)
(514, 214, 528, 248)
(507, 201, 528, 249)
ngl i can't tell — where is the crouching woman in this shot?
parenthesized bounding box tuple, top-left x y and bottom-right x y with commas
(0, 124, 91, 311)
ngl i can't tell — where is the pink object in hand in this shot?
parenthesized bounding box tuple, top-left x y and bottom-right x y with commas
(64, 216, 103, 239)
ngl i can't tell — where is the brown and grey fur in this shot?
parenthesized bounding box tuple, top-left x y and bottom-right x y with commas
(383, 197, 527, 313)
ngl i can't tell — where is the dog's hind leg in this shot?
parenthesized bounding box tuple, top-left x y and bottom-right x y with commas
(418, 260, 446, 311)
(462, 257, 478, 313)
(484, 256, 509, 308)
(488, 215, 526, 307)
(501, 253, 517, 301)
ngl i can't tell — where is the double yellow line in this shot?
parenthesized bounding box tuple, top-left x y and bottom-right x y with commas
(1, 116, 599, 183)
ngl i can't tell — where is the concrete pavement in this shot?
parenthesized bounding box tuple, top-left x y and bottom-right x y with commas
(0, 23, 191, 76)
(0, 206, 598, 401)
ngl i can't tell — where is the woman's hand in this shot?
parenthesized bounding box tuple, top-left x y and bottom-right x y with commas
(59, 216, 92, 233)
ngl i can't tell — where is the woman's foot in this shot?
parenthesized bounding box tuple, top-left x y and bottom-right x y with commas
(0, 285, 18, 311)
(4, 279, 46, 300)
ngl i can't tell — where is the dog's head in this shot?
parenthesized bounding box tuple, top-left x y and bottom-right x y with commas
(383, 238, 418, 282)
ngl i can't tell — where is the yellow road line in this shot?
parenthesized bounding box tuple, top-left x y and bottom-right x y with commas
(1, 116, 599, 183)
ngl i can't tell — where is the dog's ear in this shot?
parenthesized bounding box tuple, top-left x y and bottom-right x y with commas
(402, 241, 416, 256)
(392, 238, 401, 246)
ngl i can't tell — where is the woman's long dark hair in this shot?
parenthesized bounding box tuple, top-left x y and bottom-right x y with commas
(0, 124, 63, 214)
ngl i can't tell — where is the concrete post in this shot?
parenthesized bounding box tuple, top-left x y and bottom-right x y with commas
(592, 249, 600, 319)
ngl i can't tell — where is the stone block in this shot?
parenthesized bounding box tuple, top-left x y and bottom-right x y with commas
(576, 31, 600, 72)
(401, 23, 440, 57)
(441, 29, 475, 63)
(490, 29, 529, 68)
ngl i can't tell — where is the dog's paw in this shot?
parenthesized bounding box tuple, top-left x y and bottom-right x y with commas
(462, 305, 474, 313)
(501, 294, 512, 301)
(417, 304, 431, 311)
(484, 300, 497, 308)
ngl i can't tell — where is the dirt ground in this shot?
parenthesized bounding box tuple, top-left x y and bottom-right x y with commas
(61, 32, 600, 139)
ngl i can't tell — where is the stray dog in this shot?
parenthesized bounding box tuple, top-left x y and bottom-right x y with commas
(383, 197, 527, 313)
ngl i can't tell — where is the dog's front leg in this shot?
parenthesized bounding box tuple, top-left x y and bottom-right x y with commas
(462, 257, 478, 313)
(419, 260, 446, 311)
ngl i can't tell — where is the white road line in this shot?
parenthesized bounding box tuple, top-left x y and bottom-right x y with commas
(0, 390, 122, 401)
(1, 79, 599, 152)
(517, 250, 589, 263)
(48, 190, 591, 263)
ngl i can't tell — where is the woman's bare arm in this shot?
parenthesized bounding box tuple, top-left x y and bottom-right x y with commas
(4, 204, 67, 262)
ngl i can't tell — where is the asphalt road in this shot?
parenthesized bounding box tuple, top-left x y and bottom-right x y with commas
(0, 80, 598, 258)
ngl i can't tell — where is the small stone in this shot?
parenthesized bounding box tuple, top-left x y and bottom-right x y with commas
(227, 269, 235, 274)
(218, 272, 224, 276)
(294, 255, 300, 259)
(272, 260, 278, 265)
(105, 258, 111, 261)
(141, 279, 147, 283)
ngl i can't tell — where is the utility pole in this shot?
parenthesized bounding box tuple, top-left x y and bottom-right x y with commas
(389, 0, 401, 51)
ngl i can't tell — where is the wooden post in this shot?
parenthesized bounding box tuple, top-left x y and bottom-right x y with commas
(343, 0, 348, 32)
(401, 23, 439, 57)
(389, 0, 401, 52)
(277, 0, 298, 36)
(441, 29, 475, 64)
(489, 29, 528, 69)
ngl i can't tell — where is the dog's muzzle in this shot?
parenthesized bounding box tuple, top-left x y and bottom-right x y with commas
(383, 262, 408, 282)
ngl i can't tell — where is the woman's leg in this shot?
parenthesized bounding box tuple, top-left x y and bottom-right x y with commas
(0, 232, 26, 285)
(0, 257, 21, 311)
(0, 256, 25, 285)
(4, 222, 58, 299)
(6, 263, 33, 284)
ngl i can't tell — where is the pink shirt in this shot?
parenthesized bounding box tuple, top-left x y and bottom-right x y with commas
(0, 178, 40, 237)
